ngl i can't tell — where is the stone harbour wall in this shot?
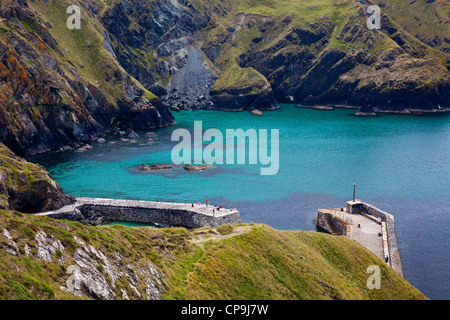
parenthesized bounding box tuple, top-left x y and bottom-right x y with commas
(44, 200, 241, 229)
(316, 210, 350, 236)
(348, 200, 403, 277)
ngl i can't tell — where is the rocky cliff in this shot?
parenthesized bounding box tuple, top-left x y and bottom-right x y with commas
(0, 211, 427, 300)
(0, 0, 175, 157)
(97, 0, 449, 113)
(0, 143, 73, 213)
(1, 0, 449, 157)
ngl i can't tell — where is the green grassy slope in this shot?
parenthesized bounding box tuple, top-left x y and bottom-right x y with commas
(377, 0, 449, 54)
(0, 210, 427, 300)
(25, 0, 156, 103)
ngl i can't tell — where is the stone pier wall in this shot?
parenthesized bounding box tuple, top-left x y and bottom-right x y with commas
(316, 210, 350, 236)
(347, 200, 403, 277)
(43, 200, 241, 229)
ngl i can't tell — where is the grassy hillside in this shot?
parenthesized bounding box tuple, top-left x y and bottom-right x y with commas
(0, 210, 427, 300)
(25, 0, 156, 103)
(377, 0, 449, 54)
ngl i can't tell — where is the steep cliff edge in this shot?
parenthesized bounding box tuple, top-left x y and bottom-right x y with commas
(1, 0, 449, 158)
(0, 212, 427, 300)
(0, 0, 175, 157)
(0, 143, 73, 213)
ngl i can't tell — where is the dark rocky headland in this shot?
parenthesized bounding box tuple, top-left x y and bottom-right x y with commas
(0, 0, 449, 158)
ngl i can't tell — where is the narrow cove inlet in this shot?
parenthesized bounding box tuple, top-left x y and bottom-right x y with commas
(29, 104, 450, 300)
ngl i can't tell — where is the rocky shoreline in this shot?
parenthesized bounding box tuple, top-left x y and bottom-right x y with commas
(1, 0, 449, 158)
(130, 163, 215, 172)
(297, 104, 450, 115)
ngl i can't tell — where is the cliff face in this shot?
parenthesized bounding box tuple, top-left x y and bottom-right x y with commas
(0, 0, 175, 157)
(98, 0, 280, 111)
(98, 0, 449, 113)
(0, 0, 449, 158)
(228, 3, 449, 111)
(0, 143, 74, 213)
(0, 212, 427, 300)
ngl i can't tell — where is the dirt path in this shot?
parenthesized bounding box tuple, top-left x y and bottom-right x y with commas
(190, 225, 252, 250)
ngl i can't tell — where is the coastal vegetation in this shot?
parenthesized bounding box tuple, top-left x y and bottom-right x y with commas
(0, 143, 73, 213)
(1, 0, 449, 156)
(0, 210, 427, 300)
(0, 0, 446, 301)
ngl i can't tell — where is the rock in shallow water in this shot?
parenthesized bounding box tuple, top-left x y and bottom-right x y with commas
(183, 164, 215, 171)
(133, 163, 174, 171)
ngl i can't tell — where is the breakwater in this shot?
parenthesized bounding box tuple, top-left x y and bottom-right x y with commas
(317, 200, 403, 276)
(36, 198, 241, 229)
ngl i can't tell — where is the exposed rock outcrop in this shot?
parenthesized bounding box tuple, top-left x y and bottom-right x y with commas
(0, 0, 175, 157)
(183, 164, 214, 171)
(1, 0, 449, 160)
(0, 143, 74, 213)
(0, 224, 167, 300)
(133, 163, 174, 171)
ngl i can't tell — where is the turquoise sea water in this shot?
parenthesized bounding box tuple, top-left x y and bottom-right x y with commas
(31, 104, 450, 299)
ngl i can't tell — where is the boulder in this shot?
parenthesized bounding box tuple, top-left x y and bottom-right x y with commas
(183, 164, 215, 171)
(145, 132, 158, 138)
(127, 130, 139, 139)
(133, 163, 174, 171)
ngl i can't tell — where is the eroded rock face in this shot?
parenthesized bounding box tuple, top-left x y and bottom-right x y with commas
(0, 0, 175, 157)
(34, 230, 66, 263)
(0, 39, 105, 157)
(0, 143, 75, 213)
(61, 236, 167, 300)
(0, 228, 167, 300)
(2, 228, 20, 257)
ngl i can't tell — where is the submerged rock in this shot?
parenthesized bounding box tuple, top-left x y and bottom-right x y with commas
(133, 163, 174, 171)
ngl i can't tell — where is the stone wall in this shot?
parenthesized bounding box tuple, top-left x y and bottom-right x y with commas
(316, 210, 350, 236)
(49, 204, 241, 229)
(347, 200, 403, 277)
